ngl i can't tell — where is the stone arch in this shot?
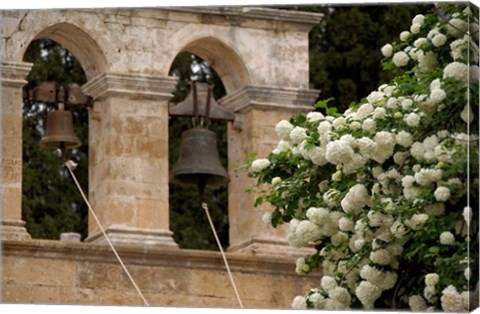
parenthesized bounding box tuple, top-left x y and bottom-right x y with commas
(170, 36, 251, 93)
(27, 22, 108, 81)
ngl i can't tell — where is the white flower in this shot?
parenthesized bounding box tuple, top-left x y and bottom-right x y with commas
(338, 217, 354, 232)
(374, 131, 395, 146)
(443, 62, 468, 82)
(404, 113, 420, 127)
(392, 51, 409, 67)
(463, 206, 472, 226)
(295, 257, 310, 274)
(306, 207, 330, 225)
(306, 111, 324, 122)
(428, 27, 440, 39)
(446, 18, 468, 37)
(381, 44, 393, 57)
(412, 14, 425, 25)
(262, 212, 272, 224)
(373, 107, 387, 120)
(432, 33, 447, 47)
(321, 275, 337, 291)
(464, 267, 471, 280)
(317, 120, 332, 135)
(324, 189, 340, 207)
(405, 213, 429, 230)
(331, 231, 348, 247)
(355, 103, 374, 120)
(274, 140, 291, 154)
(414, 37, 427, 48)
(425, 273, 440, 286)
(396, 131, 413, 148)
(441, 285, 467, 312)
(251, 158, 270, 172)
(440, 231, 455, 245)
(275, 120, 293, 140)
(308, 146, 327, 166)
(434, 186, 451, 202)
(355, 281, 382, 309)
(409, 295, 428, 311)
(400, 31, 410, 41)
(329, 287, 351, 306)
(401, 175, 415, 188)
(292, 296, 308, 309)
(325, 140, 354, 165)
(370, 249, 392, 265)
(418, 51, 438, 73)
(429, 88, 446, 104)
(361, 118, 376, 133)
(296, 220, 323, 244)
(410, 22, 422, 34)
(401, 98, 413, 110)
(430, 78, 442, 90)
(332, 117, 346, 130)
(414, 168, 443, 186)
(367, 91, 385, 105)
(360, 264, 398, 290)
(290, 126, 308, 144)
(471, 65, 479, 82)
(341, 184, 370, 213)
(460, 104, 473, 124)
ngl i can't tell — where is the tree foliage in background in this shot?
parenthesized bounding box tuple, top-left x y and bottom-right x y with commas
(22, 39, 88, 239)
(295, 4, 431, 112)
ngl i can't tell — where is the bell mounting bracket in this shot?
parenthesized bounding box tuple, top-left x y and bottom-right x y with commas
(28, 81, 94, 109)
(169, 81, 235, 128)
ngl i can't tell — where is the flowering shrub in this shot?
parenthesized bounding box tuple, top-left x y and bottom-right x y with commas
(247, 4, 479, 311)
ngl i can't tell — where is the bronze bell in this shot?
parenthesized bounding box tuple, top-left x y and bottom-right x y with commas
(171, 127, 228, 191)
(39, 107, 81, 150)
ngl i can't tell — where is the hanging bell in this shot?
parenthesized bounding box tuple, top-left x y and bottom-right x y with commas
(171, 127, 228, 190)
(39, 106, 81, 150)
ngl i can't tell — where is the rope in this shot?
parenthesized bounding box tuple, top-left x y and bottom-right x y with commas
(65, 160, 150, 307)
(201, 202, 244, 308)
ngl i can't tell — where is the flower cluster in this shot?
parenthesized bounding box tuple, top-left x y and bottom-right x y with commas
(248, 4, 478, 311)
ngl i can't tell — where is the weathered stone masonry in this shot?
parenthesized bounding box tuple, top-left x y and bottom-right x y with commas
(1, 7, 322, 308)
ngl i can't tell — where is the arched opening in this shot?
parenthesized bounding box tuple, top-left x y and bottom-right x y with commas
(22, 38, 89, 240)
(168, 52, 229, 250)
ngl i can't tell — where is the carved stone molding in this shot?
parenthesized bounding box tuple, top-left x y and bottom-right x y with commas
(0, 61, 33, 88)
(82, 72, 178, 101)
(219, 85, 319, 113)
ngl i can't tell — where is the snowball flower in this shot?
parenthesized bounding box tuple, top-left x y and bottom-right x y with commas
(404, 113, 420, 127)
(306, 111, 324, 122)
(464, 267, 471, 280)
(290, 126, 308, 144)
(275, 120, 293, 140)
(321, 275, 337, 291)
(329, 287, 352, 306)
(373, 107, 387, 120)
(432, 33, 447, 47)
(360, 264, 398, 290)
(399, 31, 410, 42)
(296, 220, 323, 244)
(339, 217, 354, 232)
(370, 249, 392, 265)
(325, 140, 354, 165)
(381, 44, 393, 57)
(409, 295, 428, 311)
(430, 88, 447, 104)
(446, 18, 468, 37)
(292, 296, 308, 309)
(434, 186, 451, 202)
(443, 62, 468, 82)
(425, 273, 439, 286)
(262, 212, 272, 224)
(440, 231, 455, 245)
(355, 281, 382, 309)
(405, 213, 429, 230)
(306, 207, 330, 225)
(412, 14, 425, 25)
(410, 23, 422, 34)
(362, 118, 376, 133)
(367, 91, 385, 105)
(396, 131, 413, 147)
(341, 184, 370, 213)
(441, 285, 467, 312)
(251, 158, 270, 172)
(392, 51, 409, 67)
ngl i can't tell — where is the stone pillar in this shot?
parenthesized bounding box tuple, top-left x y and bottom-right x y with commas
(0, 61, 33, 240)
(219, 85, 319, 255)
(82, 72, 178, 246)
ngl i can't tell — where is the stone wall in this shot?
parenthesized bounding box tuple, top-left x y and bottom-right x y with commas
(2, 239, 321, 308)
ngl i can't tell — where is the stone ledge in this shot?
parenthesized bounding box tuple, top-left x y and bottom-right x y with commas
(1, 61, 33, 88)
(2, 239, 320, 277)
(219, 85, 319, 113)
(82, 72, 178, 101)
